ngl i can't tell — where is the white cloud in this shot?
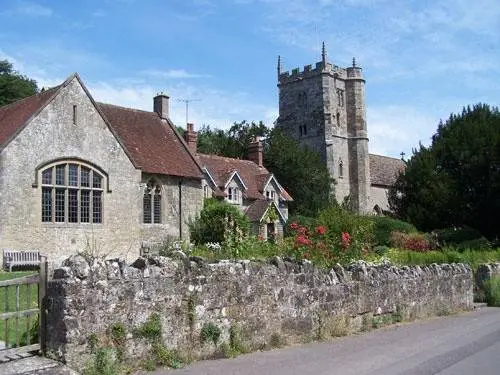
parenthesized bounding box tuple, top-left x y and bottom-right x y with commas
(367, 105, 439, 158)
(10, 1, 53, 17)
(88, 80, 276, 130)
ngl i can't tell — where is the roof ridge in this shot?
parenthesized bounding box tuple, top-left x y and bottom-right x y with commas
(198, 153, 256, 163)
(370, 153, 404, 161)
(97, 101, 156, 115)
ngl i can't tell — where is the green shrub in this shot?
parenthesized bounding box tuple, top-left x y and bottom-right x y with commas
(371, 216, 417, 246)
(134, 313, 162, 343)
(200, 323, 221, 346)
(152, 343, 183, 369)
(484, 276, 500, 307)
(434, 227, 483, 246)
(374, 245, 389, 256)
(189, 200, 250, 245)
(83, 347, 120, 375)
(456, 237, 491, 252)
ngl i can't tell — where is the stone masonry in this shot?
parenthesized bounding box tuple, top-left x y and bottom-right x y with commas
(45, 254, 473, 370)
(276, 45, 371, 212)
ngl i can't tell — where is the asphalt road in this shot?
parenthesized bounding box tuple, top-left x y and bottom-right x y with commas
(152, 307, 500, 375)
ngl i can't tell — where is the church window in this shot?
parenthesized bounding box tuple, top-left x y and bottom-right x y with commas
(337, 89, 344, 107)
(143, 180, 162, 224)
(72, 105, 77, 125)
(303, 124, 307, 135)
(336, 112, 340, 127)
(339, 159, 344, 178)
(41, 162, 104, 224)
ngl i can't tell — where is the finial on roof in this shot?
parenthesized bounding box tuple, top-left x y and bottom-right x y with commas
(322, 42, 327, 65)
(352, 57, 356, 67)
(277, 55, 281, 76)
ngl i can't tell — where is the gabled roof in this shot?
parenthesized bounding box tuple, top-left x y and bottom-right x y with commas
(197, 153, 292, 201)
(245, 200, 286, 223)
(223, 170, 248, 190)
(197, 154, 268, 199)
(0, 85, 62, 150)
(261, 173, 293, 201)
(0, 73, 204, 179)
(369, 154, 405, 186)
(98, 103, 204, 179)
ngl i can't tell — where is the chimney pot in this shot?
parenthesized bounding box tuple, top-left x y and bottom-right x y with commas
(153, 94, 170, 119)
(184, 123, 198, 154)
(247, 137, 263, 167)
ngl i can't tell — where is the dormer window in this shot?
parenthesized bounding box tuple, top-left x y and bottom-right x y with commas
(227, 187, 240, 204)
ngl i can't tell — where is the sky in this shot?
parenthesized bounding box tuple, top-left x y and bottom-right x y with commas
(1, 0, 499, 158)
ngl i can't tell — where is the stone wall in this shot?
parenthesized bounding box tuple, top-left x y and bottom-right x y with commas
(475, 262, 500, 300)
(45, 255, 474, 370)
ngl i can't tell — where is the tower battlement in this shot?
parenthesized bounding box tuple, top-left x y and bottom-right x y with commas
(278, 61, 347, 85)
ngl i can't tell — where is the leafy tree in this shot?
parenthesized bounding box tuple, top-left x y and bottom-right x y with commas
(264, 129, 334, 216)
(0, 60, 38, 106)
(389, 104, 500, 238)
(197, 120, 269, 158)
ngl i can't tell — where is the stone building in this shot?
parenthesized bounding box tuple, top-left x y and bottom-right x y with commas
(276, 43, 404, 213)
(183, 125, 293, 240)
(0, 74, 204, 264)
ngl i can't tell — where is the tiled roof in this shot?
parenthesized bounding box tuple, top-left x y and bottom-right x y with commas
(98, 103, 204, 179)
(197, 154, 269, 200)
(245, 199, 271, 222)
(0, 86, 61, 149)
(369, 154, 405, 186)
(197, 153, 293, 201)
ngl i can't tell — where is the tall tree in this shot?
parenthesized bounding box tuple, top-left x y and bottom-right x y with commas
(0, 60, 39, 106)
(264, 129, 334, 216)
(389, 104, 500, 238)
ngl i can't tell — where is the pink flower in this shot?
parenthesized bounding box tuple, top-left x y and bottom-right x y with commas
(315, 226, 327, 235)
(341, 232, 351, 248)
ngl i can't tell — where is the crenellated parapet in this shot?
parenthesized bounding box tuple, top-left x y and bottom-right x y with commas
(278, 60, 348, 85)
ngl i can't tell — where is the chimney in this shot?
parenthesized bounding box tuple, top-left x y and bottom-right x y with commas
(153, 93, 169, 119)
(184, 123, 198, 154)
(247, 136, 263, 167)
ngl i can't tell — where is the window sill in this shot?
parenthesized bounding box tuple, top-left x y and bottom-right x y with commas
(42, 222, 104, 228)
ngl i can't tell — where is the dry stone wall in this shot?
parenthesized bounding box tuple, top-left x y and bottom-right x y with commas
(45, 254, 474, 370)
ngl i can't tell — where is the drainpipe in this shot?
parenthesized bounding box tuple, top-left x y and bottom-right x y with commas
(178, 180, 183, 239)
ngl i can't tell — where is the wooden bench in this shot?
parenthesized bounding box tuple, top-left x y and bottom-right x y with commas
(2, 250, 41, 272)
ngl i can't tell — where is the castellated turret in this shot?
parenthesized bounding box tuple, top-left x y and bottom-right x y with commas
(276, 45, 371, 212)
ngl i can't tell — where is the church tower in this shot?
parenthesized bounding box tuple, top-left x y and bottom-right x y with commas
(276, 44, 370, 212)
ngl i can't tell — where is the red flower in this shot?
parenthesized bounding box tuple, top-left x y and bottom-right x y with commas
(295, 234, 312, 246)
(315, 226, 327, 235)
(289, 222, 299, 230)
(341, 232, 351, 248)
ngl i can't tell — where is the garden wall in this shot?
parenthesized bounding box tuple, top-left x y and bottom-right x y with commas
(475, 262, 500, 298)
(45, 254, 474, 370)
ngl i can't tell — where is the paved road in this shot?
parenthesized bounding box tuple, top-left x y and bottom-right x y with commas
(151, 307, 500, 375)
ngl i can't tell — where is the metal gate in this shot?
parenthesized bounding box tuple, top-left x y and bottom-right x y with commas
(0, 257, 47, 362)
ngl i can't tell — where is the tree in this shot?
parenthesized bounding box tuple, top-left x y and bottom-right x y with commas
(389, 104, 500, 238)
(0, 60, 38, 106)
(197, 120, 269, 158)
(264, 129, 334, 216)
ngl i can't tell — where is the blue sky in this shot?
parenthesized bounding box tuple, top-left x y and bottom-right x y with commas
(1, 0, 499, 158)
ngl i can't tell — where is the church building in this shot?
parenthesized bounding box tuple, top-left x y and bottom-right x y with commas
(276, 43, 404, 213)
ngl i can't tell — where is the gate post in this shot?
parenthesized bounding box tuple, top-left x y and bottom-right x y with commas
(39, 256, 48, 355)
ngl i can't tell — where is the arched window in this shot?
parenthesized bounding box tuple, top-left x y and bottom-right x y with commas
(143, 180, 162, 224)
(339, 159, 344, 178)
(41, 161, 104, 223)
